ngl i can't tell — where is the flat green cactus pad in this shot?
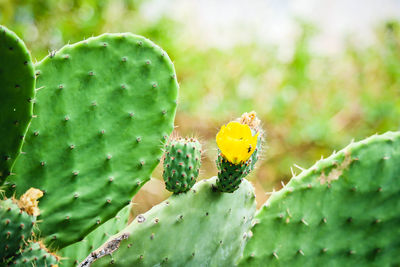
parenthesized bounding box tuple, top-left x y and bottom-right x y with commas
(0, 25, 35, 184)
(88, 177, 256, 267)
(6, 33, 178, 249)
(58, 203, 131, 267)
(239, 131, 400, 266)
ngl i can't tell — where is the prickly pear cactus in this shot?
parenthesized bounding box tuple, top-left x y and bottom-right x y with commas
(0, 25, 35, 183)
(59, 203, 131, 267)
(84, 177, 256, 267)
(239, 131, 400, 266)
(6, 33, 179, 249)
(163, 137, 202, 193)
(11, 241, 59, 266)
(0, 198, 35, 262)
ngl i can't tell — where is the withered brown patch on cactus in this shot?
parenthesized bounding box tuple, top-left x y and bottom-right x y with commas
(17, 187, 43, 216)
(319, 151, 353, 185)
(79, 233, 129, 267)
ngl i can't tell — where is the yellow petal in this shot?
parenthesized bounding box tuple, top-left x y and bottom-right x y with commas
(216, 121, 259, 164)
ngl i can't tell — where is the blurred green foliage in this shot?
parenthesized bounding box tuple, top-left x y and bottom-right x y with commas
(1, 0, 399, 200)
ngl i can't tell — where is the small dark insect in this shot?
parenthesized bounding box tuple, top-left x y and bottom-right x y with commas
(248, 145, 252, 153)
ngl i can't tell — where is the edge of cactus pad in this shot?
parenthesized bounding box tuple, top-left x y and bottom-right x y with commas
(0, 25, 35, 184)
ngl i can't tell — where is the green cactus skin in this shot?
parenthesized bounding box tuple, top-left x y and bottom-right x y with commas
(86, 177, 256, 267)
(58, 203, 131, 267)
(10, 241, 59, 266)
(0, 199, 35, 262)
(163, 137, 202, 193)
(216, 153, 252, 193)
(5, 33, 179, 249)
(215, 143, 261, 193)
(0, 25, 35, 184)
(239, 131, 400, 267)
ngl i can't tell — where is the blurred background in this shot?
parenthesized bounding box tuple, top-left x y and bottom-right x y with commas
(1, 0, 400, 213)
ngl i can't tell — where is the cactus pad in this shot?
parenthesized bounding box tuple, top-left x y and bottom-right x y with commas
(87, 177, 256, 267)
(239, 131, 400, 266)
(11, 241, 59, 266)
(6, 33, 179, 248)
(163, 137, 202, 193)
(0, 25, 35, 184)
(59, 203, 131, 267)
(0, 198, 35, 262)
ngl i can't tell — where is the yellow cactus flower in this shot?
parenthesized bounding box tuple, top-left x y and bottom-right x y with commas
(216, 121, 259, 164)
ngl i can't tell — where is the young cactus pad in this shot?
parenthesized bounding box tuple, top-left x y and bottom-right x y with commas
(0, 198, 36, 262)
(0, 25, 35, 184)
(163, 137, 202, 193)
(1, 188, 42, 263)
(11, 241, 59, 266)
(58, 203, 131, 267)
(239, 131, 400, 266)
(85, 177, 256, 267)
(6, 33, 179, 249)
